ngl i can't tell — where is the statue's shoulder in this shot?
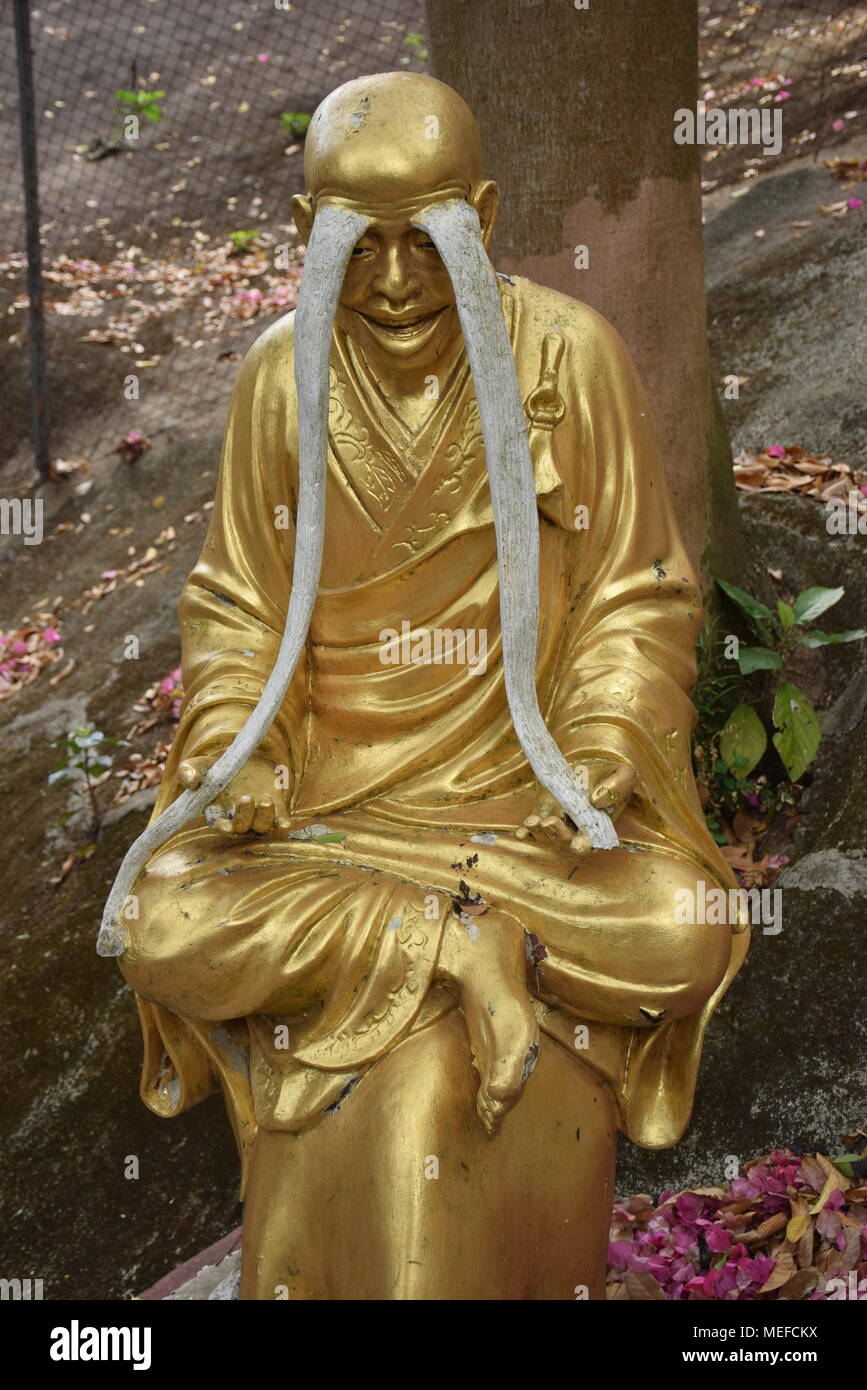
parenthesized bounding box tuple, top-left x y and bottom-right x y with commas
(240, 309, 297, 380)
(502, 274, 625, 365)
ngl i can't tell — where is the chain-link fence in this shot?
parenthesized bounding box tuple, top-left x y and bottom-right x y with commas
(2, 0, 865, 475)
(699, 1, 866, 187)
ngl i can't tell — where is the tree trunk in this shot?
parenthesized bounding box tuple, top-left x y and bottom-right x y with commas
(426, 0, 744, 584)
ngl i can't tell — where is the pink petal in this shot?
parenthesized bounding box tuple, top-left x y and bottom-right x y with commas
(706, 1225, 733, 1253)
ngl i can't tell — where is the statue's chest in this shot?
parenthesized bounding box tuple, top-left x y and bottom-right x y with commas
(322, 388, 494, 582)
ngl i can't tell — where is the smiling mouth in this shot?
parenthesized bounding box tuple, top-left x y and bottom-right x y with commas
(357, 307, 446, 339)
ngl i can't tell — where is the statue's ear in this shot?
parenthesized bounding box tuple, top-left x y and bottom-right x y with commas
(470, 180, 500, 251)
(292, 194, 314, 245)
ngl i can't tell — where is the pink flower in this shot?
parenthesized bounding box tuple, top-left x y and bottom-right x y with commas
(257, 53, 269, 62)
(816, 1207, 842, 1241)
(42, 628, 61, 645)
(705, 1225, 733, 1253)
(159, 675, 176, 694)
(10, 640, 27, 656)
(101, 570, 119, 580)
(607, 1239, 635, 1271)
(832, 119, 846, 132)
(776, 91, 791, 101)
(675, 1192, 704, 1224)
(740, 1253, 774, 1285)
(766, 444, 787, 458)
(847, 196, 863, 210)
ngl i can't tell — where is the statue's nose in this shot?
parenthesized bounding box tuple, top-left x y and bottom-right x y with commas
(373, 243, 417, 302)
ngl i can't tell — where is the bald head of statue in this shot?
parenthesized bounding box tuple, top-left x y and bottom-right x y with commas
(291, 72, 499, 374)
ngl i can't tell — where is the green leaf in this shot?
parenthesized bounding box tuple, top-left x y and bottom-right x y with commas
(310, 831, 347, 844)
(772, 682, 820, 781)
(716, 579, 775, 643)
(47, 769, 71, 785)
(719, 703, 767, 779)
(115, 88, 138, 103)
(777, 600, 795, 630)
(831, 1153, 864, 1180)
(796, 627, 867, 648)
(738, 646, 783, 675)
(792, 586, 844, 624)
(280, 111, 311, 135)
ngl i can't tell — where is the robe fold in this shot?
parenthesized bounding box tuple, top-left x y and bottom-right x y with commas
(120, 275, 748, 1196)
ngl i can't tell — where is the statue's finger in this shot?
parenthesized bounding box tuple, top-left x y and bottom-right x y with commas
(569, 830, 592, 856)
(178, 759, 203, 790)
(233, 796, 255, 835)
(592, 765, 636, 807)
(541, 815, 571, 843)
(251, 799, 274, 834)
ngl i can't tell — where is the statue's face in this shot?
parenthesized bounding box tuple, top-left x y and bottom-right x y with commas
(334, 215, 460, 372)
(294, 75, 498, 377)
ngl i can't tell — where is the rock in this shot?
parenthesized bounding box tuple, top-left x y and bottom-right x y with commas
(704, 140, 867, 464)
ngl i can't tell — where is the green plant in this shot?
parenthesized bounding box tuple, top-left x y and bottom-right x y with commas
(402, 32, 429, 61)
(716, 579, 865, 782)
(280, 111, 311, 137)
(115, 87, 166, 123)
(49, 725, 128, 839)
(693, 619, 745, 734)
(227, 229, 259, 253)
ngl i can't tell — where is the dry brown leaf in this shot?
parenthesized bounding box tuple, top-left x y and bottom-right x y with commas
(797, 1225, 815, 1269)
(607, 1280, 630, 1301)
(758, 1249, 796, 1293)
(798, 1156, 828, 1192)
(624, 1270, 666, 1301)
(838, 1226, 862, 1270)
(741, 1211, 788, 1246)
(777, 1267, 820, 1300)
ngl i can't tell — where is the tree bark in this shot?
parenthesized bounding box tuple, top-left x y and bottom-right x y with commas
(426, 0, 744, 583)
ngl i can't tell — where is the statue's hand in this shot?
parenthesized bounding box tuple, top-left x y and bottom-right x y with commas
(515, 758, 637, 854)
(177, 752, 290, 836)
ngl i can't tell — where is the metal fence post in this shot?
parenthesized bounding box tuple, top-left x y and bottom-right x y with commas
(13, 0, 50, 481)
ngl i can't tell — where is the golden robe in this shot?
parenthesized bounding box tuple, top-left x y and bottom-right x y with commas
(121, 275, 747, 1200)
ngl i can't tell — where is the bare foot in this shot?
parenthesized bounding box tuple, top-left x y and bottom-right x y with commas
(437, 910, 540, 1135)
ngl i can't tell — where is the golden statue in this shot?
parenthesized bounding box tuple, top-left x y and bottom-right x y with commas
(101, 72, 748, 1300)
